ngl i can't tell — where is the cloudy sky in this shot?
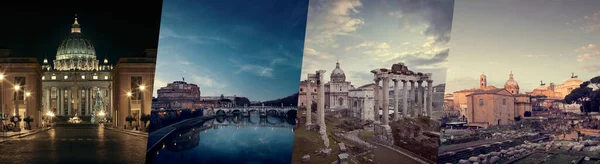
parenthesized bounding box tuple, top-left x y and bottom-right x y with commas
(446, 0, 600, 93)
(300, 0, 454, 87)
(154, 0, 308, 101)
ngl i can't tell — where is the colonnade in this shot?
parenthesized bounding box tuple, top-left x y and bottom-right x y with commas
(371, 63, 434, 126)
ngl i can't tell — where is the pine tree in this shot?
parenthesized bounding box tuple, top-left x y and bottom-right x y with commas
(91, 89, 106, 123)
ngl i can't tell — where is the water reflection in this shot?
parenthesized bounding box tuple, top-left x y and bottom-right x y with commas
(150, 115, 296, 164)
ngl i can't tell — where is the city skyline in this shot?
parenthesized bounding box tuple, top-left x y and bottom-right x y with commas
(0, 1, 162, 63)
(300, 0, 454, 86)
(445, 0, 600, 93)
(154, 0, 309, 101)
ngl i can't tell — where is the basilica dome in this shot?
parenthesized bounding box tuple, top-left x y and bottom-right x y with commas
(53, 15, 100, 71)
(330, 61, 346, 82)
(504, 71, 520, 94)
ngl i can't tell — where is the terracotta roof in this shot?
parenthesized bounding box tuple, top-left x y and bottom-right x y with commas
(466, 88, 510, 96)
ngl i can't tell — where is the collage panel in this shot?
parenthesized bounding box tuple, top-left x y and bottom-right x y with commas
(292, 0, 454, 164)
(146, 0, 309, 163)
(0, 0, 161, 163)
(440, 0, 600, 164)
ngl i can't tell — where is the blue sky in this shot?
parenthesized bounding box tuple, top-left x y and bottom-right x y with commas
(154, 0, 308, 101)
(301, 0, 454, 87)
(446, 0, 600, 92)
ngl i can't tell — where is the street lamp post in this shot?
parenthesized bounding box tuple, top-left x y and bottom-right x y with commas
(0, 74, 4, 132)
(126, 91, 132, 129)
(139, 85, 146, 130)
(13, 85, 20, 132)
(25, 92, 30, 130)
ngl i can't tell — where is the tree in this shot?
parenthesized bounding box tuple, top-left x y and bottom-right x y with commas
(140, 114, 151, 129)
(23, 116, 33, 130)
(565, 87, 592, 104)
(126, 116, 136, 128)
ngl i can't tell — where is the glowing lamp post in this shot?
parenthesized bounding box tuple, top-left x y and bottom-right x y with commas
(127, 91, 132, 129)
(139, 85, 146, 130)
(13, 85, 20, 131)
(46, 111, 55, 126)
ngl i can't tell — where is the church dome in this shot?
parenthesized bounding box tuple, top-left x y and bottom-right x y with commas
(504, 71, 520, 94)
(53, 15, 100, 71)
(330, 61, 346, 82)
(56, 16, 96, 60)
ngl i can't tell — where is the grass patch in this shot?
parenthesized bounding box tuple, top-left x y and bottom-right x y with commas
(291, 116, 341, 164)
(359, 131, 374, 138)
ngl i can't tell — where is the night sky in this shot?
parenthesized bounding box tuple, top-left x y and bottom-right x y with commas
(0, 0, 163, 64)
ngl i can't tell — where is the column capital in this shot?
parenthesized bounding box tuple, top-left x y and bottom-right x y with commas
(417, 80, 424, 84)
(401, 79, 408, 83)
(426, 80, 433, 84)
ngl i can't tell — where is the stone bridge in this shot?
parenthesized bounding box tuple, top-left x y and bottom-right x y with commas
(207, 115, 295, 128)
(209, 106, 298, 118)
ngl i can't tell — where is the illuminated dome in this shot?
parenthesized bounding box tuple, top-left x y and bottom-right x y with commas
(53, 15, 100, 71)
(504, 71, 520, 94)
(330, 61, 346, 82)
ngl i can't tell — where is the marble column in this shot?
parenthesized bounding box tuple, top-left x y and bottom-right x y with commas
(409, 80, 415, 117)
(305, 80, 312, 126)
(88, 88, 92, 114)
(402, 80, 408, 117)
(79, 89, 83, 115)
(109, 86, 113, 117)
(382, 76, 390, 125)
(427, 80, 434, 117)
(67, 89, 72, 116)
(417, 81, 423, 116)
(373, 78, 380, 122)
(393, 79, 399, 121)
(317, 71, 326, 127)
(58, 88, 63, 116)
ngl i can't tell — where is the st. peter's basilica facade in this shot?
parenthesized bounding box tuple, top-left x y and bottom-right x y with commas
(0, 15, 155, 130)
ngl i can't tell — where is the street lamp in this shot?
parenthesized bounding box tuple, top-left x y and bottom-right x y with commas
(25, 92, 30, 129)
(46, 111, 55, 126)
(139, 85, 146, 130)
(13, 85, 20, 131)
(126, 91, 132, 129)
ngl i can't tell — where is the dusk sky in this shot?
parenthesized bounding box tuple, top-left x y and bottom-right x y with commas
(301, 0, 454, 87)
(446, 0, 600, 93)
(154, 0, 308, 101)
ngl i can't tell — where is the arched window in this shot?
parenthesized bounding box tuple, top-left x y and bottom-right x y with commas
(479, 99, 484, 106)
(354, 101, 358, 107)
(338, 98, 343, 106)
(502, 99, 506, 105)
(300, 88, 303, 92)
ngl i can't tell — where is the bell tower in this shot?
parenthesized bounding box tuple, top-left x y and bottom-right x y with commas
(480, 73, 487, 89)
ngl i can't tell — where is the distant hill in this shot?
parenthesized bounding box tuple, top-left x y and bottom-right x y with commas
(252, 92, 299, 107)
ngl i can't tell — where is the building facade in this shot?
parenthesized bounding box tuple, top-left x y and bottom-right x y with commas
(111, 50, 156, 128)
(0, 50, 43, 130)
(41, 16, 114, 120)
(153, 80, 201, 109)
(298, 61, 354, 110)
(466, 89, 516, 128)
(348, 83, 375, 121)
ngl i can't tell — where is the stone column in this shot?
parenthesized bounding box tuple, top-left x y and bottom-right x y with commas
(382, 76, 390, 125)
(58, 88, 63, 116)
(316, 70, 329, 148)
(417, 81, 423, 116)
(427, 80, 434, 117)
(393, 79, 399, 121)
(409, 80, 415, 117)
(67, 89, 72, 116)
(109, 86, 113, 117)
(317, 71, 326, 127)
(402, 80, 408, 117)
(305, 80, 312, 126)
(373, 78, 380, 122)
(88, 88, 92, 114)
